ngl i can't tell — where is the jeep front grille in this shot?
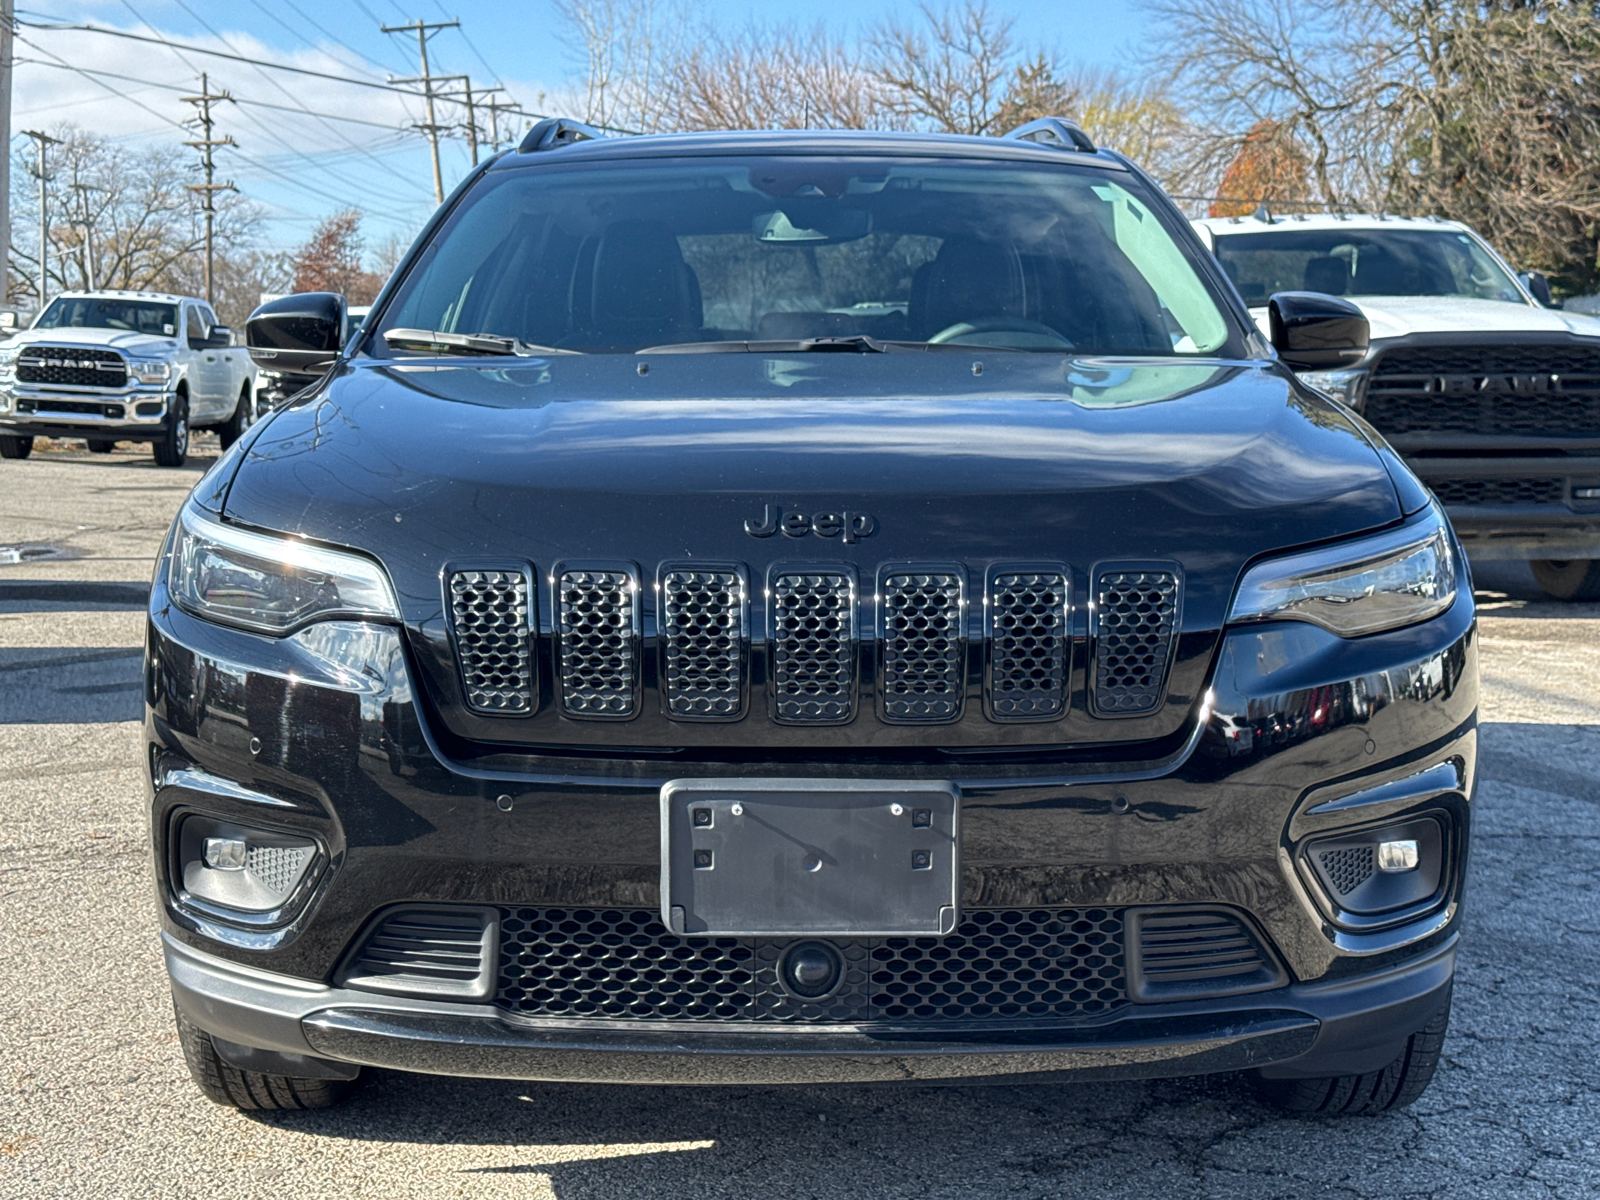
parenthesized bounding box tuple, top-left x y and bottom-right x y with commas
(15, 346, 127, 388)
(989, 571, 1069, 719)
(558, 568, 639, 718)
(661, 567, 746, 719)
(448, 569, 534, 715)
(880, 570, 963, 722)
(1095, 569, 1179, 715)
(1364, 344, 1600, 437)
(771, 570, 855, 724)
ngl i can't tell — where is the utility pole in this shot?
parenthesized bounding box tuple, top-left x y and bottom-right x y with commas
(1, 0, 14, 309)
(382, 17, 458, 205)
(435, 76, 487, 166)
(182, 72, 237, 307)
(69, 179, 102, 290)
(22, 129, 59, 312)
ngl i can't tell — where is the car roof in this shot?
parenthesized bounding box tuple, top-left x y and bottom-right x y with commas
(54, 289, 193, 304)
(497, 128, 1122, 171)
(1192, 212, 1472, 236)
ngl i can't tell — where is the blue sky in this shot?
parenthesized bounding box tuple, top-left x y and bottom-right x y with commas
(12, 1, 1152, 259)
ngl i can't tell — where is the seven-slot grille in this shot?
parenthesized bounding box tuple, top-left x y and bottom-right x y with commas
(771, 571, 855, 723)
(448, 570, 534, 714)
(1363, 344, 1600, 437)
(989, 571, 1069, 719)
(661, 567, 746, 718)
(15, 345, 127, 388)
(880, 570, 963, 721)
(1094, 569, 1179, 715)
(558, 569, 639, 717)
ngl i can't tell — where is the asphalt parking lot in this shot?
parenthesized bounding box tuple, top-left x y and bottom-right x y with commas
(1, 441, 1597, 1200)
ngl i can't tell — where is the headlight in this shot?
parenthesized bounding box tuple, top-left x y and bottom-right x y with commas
(170, 504, 399, 634)
(128, 358, 171, 385)
(1297, 367, 1366, 407)
(1228, 506, 1458, 637)
(0, 346, 18, 368)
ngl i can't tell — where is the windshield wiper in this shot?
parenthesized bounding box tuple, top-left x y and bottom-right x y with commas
(638, 336, 909, 354)
(382, 328, 577, 356)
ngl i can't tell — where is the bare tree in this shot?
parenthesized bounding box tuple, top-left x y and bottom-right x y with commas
(553, 0, 688, 133)
(674, 25, 891, 131)
(868, 1, 1018, 135)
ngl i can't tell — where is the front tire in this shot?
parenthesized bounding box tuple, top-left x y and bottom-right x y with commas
(0, 435, 32, 459)
(173, 1004, 359, 1111)
(1257, 991, 1450, 1115)
(1530, 559, 1600, 601)
(153, 394, 189, 467)
(216, 383, 255, 450)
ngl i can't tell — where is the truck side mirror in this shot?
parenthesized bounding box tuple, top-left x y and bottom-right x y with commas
(245, 292, 346, 374)
(1268, 291, 1369, 371)
(206, 325, 234, 348)
(1518, 271, 1561, 309)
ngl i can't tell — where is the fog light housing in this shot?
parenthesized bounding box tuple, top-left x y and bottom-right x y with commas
(177, 815, 319, 916)
(1303, 816, 1446, 921)
(1377, 839, 1419, 872)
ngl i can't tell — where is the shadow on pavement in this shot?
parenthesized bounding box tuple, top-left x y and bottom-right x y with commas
(0, 647, 144, 723)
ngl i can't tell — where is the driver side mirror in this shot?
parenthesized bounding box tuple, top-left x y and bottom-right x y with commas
(205, 325, 234, 348)
(1268, 291, 1369, 371)
(245, 292, 346, 374)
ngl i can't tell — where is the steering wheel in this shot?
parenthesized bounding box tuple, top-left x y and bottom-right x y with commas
(927, 316, 1074, 349)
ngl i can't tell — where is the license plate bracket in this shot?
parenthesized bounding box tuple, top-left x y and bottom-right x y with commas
(660, 778, 960, 937)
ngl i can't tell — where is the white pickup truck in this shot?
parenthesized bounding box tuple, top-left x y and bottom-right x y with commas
(1193, 212, 1600, 600)
(0, 290, 258, 467)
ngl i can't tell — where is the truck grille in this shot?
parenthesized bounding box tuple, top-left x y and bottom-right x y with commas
(558, 568, 639, 718)
(771, 571, 855, 724)
(880, 570, 963, 722)
(989, 571, 1069, 719)
(15, 346, 127, 388)
(661, 567, 746, 719)
(448, 569, 534, 714)
(1429, 478, 1565, 506)
(1094, 569, 1179, 715)
(496, 906, 1127, 1024)
(1364, 344, 1600, 437)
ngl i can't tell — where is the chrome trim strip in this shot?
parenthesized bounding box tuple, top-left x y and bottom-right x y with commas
(154, 765, 297, 809)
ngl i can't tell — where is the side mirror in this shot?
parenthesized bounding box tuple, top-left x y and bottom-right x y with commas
(1268, 291, 1369, 371)
(245, 292, 346, 374)
(1518, 271, 1561, 309)
(206, 325, 234, 348)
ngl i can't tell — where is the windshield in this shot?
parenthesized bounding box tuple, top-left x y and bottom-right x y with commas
(34, 296, 178, 336)
(375, 156, 1235, 356)
(1212, 227, 1524, 306)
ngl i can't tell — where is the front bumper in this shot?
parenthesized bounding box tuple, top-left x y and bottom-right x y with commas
(1399, 451, 1600, 561)
(0, 386, 174, 440)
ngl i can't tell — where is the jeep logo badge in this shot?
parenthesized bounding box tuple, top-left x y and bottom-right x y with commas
(744, 505, 876, 543)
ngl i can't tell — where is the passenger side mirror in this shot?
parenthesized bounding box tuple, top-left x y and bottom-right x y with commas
(1268, 291, 1369, 371)
(245, 292, 346, 374)
(1518, 271, 1561, 309)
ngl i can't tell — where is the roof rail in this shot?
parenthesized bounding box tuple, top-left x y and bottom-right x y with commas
(1003, 117, 1097, 154)
(519, 117, 604, 154)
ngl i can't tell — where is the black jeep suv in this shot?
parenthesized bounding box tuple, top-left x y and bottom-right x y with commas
(148, 118, 1475, 1115)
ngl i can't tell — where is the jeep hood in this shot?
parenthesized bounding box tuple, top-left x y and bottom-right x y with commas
(1249, 295, 1600, 341)
(215, 354, 1404, 753)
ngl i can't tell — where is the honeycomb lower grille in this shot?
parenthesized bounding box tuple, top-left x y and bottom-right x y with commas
(448, 569, 534, 714)
(558, 568, 638, 718)
(661, 567, 745, 719)
(496, 906, 1127, 1024)
(1318, 845, 1376, 897)
(1430, 478, 1565, 506)
(989, 571, 1068, 719)
(880, 571, 963, 722)
(771, 571, 855, 723)
(1094, 568, 1179, 714)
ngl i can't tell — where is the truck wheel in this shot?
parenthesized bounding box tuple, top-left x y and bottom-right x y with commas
(87, 439, 116, 454)
(173, 1004, 359, 1111)
(1257, 991, 1450, 1115)
(153, 394, 189, 468)
(217, 383, 255, 450)
(0, 435, 32, 459)
(1530, 559, 1600, 601)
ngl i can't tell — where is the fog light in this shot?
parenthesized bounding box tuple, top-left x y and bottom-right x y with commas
(1576, 486, 1600, 500)
(203, 837, 247, 871)
(1377, 839, 1419, 872)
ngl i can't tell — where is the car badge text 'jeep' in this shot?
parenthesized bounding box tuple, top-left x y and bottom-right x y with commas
(745, 505, 876, 543)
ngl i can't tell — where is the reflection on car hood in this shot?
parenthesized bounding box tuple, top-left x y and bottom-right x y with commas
(9, 327, 179, 353)
(1249, 295, 1600, 341)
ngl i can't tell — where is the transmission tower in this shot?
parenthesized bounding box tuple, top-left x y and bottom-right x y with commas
(182, 72, 237, 307)
(382, 17, 459, 204)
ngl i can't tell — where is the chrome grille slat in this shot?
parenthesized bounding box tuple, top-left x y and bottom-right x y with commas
(771, 571, 855, 724)
(989, 571, 1068, 719)
(448, 569, 534, 715)
(1364, 344, 1600, 437)
(1094, 568, 1179, 715)
(558, 568, 639, 718)
(662, 567, 745, 719)
(880, 570, 963, 722)
(16, 345, 127, 388)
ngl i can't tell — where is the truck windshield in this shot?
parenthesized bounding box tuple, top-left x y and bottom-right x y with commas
(376, 155, 1235, 356)
(34, 297, 178, 336)
(1212, 228, 1524, 306)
